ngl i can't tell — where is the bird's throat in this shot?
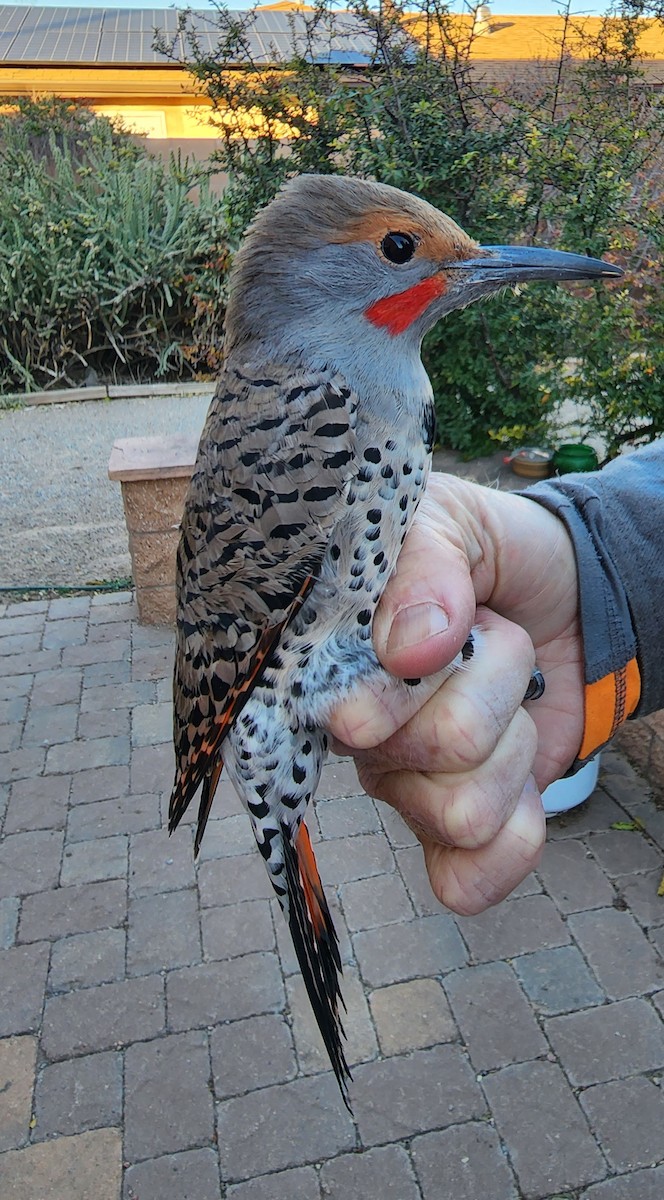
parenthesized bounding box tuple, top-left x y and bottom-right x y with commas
(364, 273, 447, 336)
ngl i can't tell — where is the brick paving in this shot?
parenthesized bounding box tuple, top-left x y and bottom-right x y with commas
(1, 591, 664, 1200)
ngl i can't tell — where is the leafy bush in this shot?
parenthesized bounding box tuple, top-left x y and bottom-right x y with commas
(169, 0, 664, 457)
(0, 97, 228, 394)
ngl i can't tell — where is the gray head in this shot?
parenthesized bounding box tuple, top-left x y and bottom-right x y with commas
(224, 174, 479, 360)
(224, 174, 622, 386)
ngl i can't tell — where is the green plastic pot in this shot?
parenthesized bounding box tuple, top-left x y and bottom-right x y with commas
(553, 443, 599, 474)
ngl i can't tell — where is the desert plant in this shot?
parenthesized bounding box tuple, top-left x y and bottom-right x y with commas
(0, 98, 229, 394)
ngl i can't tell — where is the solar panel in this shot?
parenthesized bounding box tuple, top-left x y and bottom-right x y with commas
(183, 9, 231, 63)
(0, 6, 29, 62)
(7, 7, 102, 63)
(0, 5, 379, 66)
(97, 10, 173, 64)
(259, 12, 292, 36)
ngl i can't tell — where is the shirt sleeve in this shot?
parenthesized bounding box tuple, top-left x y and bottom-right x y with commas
(523, 440, 664, 761)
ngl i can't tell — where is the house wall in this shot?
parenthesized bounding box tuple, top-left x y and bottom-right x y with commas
(0, 66, 216, 144)
(0, 65, 310, 158)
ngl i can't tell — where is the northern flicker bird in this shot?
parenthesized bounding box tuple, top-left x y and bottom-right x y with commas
(169, 174, 621, 1105)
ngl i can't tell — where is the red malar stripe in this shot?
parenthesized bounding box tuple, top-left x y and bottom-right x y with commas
(365, 274, 447, 336)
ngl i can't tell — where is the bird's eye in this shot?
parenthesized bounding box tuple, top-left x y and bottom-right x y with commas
(381, 232, 416, 265)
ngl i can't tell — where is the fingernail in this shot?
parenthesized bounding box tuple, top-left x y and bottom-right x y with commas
(386, 603, 449, 654)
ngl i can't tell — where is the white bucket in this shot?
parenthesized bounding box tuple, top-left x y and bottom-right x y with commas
(542, 756, 600, 817)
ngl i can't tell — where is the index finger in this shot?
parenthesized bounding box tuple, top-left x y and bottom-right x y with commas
(356, 607, 536, 773)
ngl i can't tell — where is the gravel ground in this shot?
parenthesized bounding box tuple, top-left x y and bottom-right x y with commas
(0, 393, 213, 588)
(1, 391, 517, 591)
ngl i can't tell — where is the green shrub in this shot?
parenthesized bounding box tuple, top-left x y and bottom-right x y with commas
(0, 97, 228, 394)
(170, 0, 664, 458)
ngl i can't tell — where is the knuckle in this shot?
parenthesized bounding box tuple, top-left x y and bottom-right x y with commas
(430, 698, 491, 772)
(329, 694, 395, 750)
(515, 707, 539, 759)
(451, 697, 486, 760)
(509, 624, 537, 681)
(356, 760, 386, 799)
(443, 780, 505, 849)
(426, 849, 489, 916)
(511, 619, 536, 660)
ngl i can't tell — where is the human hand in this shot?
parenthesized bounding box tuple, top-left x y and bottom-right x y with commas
(328, 472, 585, 915)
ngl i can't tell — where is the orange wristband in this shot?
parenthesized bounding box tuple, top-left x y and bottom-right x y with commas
(578, 657, 641, 761)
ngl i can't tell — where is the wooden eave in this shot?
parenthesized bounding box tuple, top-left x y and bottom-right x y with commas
(0, 64, 203, 98)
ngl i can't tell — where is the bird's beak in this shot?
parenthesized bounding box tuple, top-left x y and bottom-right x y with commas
(449, 244, 624, 285)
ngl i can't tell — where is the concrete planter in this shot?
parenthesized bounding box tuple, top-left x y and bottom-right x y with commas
(108, 434, 197, 624)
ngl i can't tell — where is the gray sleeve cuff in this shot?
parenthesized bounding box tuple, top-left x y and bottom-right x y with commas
(523, 442, 664, 717)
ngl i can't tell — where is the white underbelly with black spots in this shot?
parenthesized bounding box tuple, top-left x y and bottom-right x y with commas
(271, 434, 430, 712)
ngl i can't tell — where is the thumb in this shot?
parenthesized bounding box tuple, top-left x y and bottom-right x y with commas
(372, 500, 478, 679)
(327, 500, 479, 750)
